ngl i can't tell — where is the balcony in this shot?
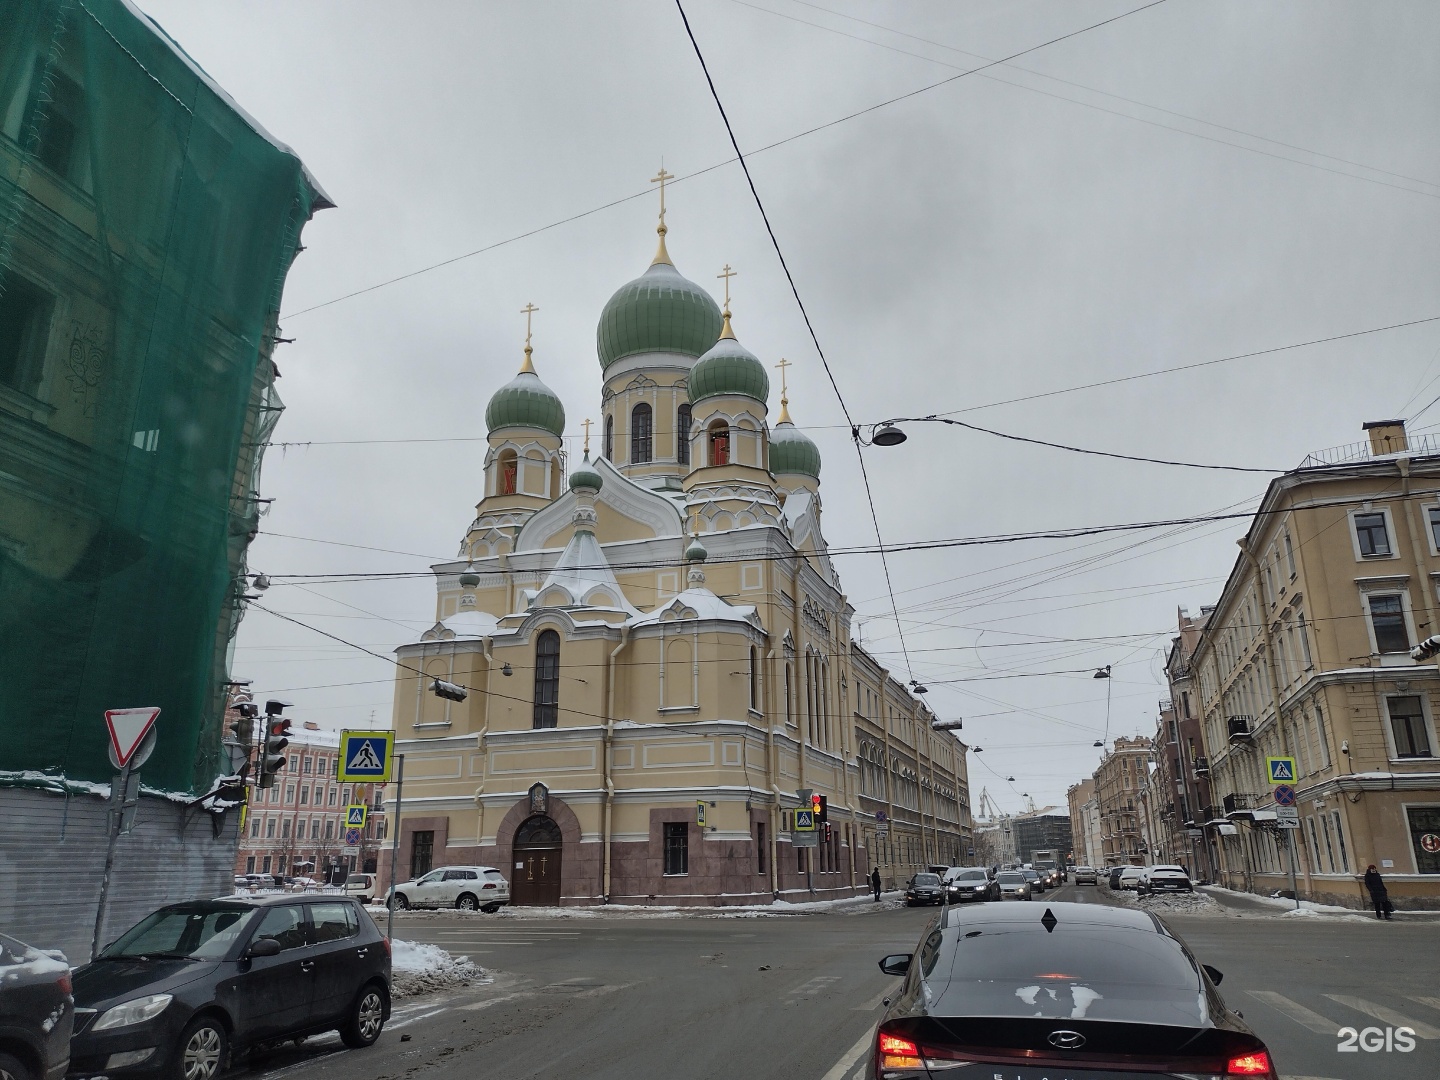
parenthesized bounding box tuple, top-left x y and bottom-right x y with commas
(1194, 756, 1210, 776)
(1227, 716, 1254, 742)
(1222, 792, 1257, 814)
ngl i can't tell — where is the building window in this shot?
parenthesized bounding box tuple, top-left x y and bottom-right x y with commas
(1330, 811, 1350, 874)
(749, 646, 759, 711)
(328, 787, 337, 806)
(284, 784, 295, 803)
(1368, 594, 1409, 654)
(1409, 807, 1440, 875)
(1354, 512, 1391, 557)
(1388, 696, 1433, 758)
(497, 448, 518, 495)
(663, 822, 689, 875)
(245, 856, 256, 874)
(604, 415, 614, 460)
(281, 819, 291, 838)
(302, 757, 312, 774)
(1429, 507, 1440, 553)
(677, 404, 692, 465)
(296, 819, 306, 840)
(25, 61, 86, 181)
(756, 822, 767, 873)
(0, 273, 55, 397)
(325, 819, 335, 839)
(631, 403, 653, 463)
(708, 421, 730, 466)
(533, 629, 561, 729)
(299, 785, 308, 805)
(265, 817, 275, 839)
(410, 830, 434, 879)
(262, 856, 272, 874)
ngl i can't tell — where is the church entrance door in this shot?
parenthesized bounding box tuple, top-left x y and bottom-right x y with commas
(511, 815, 563, 906)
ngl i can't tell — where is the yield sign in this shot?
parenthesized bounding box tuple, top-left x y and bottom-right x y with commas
(106, 708, 160, 768)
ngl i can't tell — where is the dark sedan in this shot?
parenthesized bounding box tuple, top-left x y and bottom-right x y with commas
(69, 896, 390, 1080)
(872, 901, 1278, 1079)
(1021, 868, 1046, 894)
(943, 868, 996, 903)
(904, 873, 945, 906)
(0, 933, 73, 1080)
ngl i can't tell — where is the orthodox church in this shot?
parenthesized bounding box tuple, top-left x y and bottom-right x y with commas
(385, 180, 971, 905)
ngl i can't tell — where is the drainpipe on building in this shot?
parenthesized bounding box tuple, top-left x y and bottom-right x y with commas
(601, 626, 629, 902)
(765, 647, 780, 900)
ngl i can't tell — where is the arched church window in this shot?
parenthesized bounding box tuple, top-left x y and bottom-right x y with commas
(498, 449, 518, 495)
(749, 645, 759, 711)
(708, 421, 730, 466)
(604, 415, 614, 460)
(677, 404, 692, 465)
(533, 629, 560, 729)
(631, 403, 653, 464)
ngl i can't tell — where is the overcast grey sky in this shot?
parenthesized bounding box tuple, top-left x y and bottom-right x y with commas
(141, 0, 1440, 815)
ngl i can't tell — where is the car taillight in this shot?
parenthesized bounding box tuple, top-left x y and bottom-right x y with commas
(56, 973, 72, 995)
(1227, 1049, 1272, 1075)
(877, 1031, 921, 1070)
(482, 882, 496, 889)
(381, 937, 392, 957)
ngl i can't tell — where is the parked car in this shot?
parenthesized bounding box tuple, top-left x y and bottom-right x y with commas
(1108, 866, 1125, 889)
(70, 896, 390, 1080)
(387, 866, 510, 912)
(1073, 866, 1099, 885)
(994, 871, 1031, 901)
(1020, 868, 1045, 894)
(1140, 865, 1194, 894)
(942, 867, 996, 903)
(872, 901, 1278, 1079)
(343, 874, 377, 905)
(1119, 866, 1148, 890)
(0, 932, 73, 1080)
(905, 873, 946, 906)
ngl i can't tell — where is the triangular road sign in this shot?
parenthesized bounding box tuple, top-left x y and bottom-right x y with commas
(106, 708, 160, 768)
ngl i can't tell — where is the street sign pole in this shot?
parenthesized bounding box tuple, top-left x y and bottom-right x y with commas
(92, 760, 131, 961)
(385, 753, 405, 945)
(1287, 829, 1299, 911)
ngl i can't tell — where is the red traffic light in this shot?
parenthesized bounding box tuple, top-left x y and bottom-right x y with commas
(268, 718, 292, 738)
(812, 794, 828, 821)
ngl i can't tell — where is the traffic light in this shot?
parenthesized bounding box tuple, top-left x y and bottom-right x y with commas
(812, 794, 828, 822)
(1412, 636, 1440, 662)
(229, 701, 257, 744)
(259, 700, 291, 789)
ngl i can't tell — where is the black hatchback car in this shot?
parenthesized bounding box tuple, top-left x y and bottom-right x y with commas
(69, 896, 390, 1080)
(873, 901, 1278, 1079)
(0, 933, 73, 1080)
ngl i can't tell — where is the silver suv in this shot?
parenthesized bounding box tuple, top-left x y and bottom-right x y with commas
(388, 865, 511, 912)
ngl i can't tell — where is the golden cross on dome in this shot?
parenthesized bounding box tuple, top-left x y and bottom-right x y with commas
(519, 302, 539, 372)
(716, 264, 736, 314)
(775, 357, 792, 423)
(650, 166, 675, 266)
(582, 418, 593, 455)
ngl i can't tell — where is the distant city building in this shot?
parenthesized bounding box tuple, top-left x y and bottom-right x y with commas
(1092, 736, 1155, 866)
(1066, 780, 1096, 864)
(1012, 807, 1073, 866)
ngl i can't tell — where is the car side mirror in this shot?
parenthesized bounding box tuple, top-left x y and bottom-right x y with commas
(246, 937, 282, 959)
(1202, 964, 1224, 985)
(879, 954, 912, 977)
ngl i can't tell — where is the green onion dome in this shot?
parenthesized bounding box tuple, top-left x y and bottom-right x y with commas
(458, 566, 482, 588)
(685, 535, 709, 563)
(597, 260, 724, 370)
(770, 404, 821, 479)
(568, 453, 603, 493)
(485, 368, 566, 437)
(689, 329, 769, 405)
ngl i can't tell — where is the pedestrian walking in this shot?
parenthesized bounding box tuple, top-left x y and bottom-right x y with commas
(871, 867, 882, 902)
(1363, 864, 1393, 920)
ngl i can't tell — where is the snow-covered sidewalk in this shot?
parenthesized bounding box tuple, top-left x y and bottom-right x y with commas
(368, 890, 902, 921)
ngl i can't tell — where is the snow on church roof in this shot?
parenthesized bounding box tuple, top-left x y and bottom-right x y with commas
(525, 529, 640, 615)
(628, 588, 759, 628)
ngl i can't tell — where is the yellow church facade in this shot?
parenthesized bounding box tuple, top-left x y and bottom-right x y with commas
(383, 199, 971, 905)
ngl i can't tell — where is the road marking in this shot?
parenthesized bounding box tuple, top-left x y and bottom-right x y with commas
(783, 975, 841, 1005)
(1247, 991, 1337, 1034)
(459, 991, 533, 1012)
(851, 987, 891, 1012)
(387, 1007, 447, 1031)
(819, 1026, 874, 1080)
(1324, 995, 1440, 1039)
(1407, 995, 1440, 1012)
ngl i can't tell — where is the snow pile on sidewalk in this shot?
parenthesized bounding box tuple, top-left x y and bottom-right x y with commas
(390, 940, 484, 998)
(1134, 890, 1219, 915)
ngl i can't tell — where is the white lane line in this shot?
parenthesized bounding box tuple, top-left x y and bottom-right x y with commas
(851, 987, 892, 1012)
(387, 1007, 447, 1031)
(1323, 995, 1440, 1039)
(819, 1026, 874, 1080)
(459, 991, 533, 1012)
(1408, 995, 1440, 1012)
(1247, 991, 1338, 1035)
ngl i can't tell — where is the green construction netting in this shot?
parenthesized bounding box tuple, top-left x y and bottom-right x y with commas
(0, 0, 325, 792)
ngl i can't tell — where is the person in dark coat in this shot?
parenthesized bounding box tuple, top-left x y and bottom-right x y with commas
(871, 867, 882, 902)
(1363, 864, 1392, 919)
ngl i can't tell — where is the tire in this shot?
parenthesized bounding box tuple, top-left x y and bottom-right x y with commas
(456, 893, 478, 911)
(0, 1051, 34, 1080)
(340, 983, 387, 1049)
(171, 1015, 228, 1080)
(389, 893, 409, 911)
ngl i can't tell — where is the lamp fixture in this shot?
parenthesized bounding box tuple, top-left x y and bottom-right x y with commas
(871, 423, 907, 447)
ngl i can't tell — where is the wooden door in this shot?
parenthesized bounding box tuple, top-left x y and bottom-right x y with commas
(511, 815, 563, 906)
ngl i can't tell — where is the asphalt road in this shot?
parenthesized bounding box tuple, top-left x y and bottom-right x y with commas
(236, 886, 1439, 1080)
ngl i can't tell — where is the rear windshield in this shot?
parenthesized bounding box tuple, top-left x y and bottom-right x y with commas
(1021, 870, 1039, 879)
(931, 925, 1208, 1026)
(914, 874, 941, 885)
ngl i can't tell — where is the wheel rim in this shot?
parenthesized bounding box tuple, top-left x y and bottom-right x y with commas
(459, 896, 475, 910)
(358, 991, 384, 1040)
(183, 1025, 223, 1080)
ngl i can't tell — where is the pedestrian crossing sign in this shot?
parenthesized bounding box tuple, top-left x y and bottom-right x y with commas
(345, 804, 368, 828)
(337, 730, 394, 783)
(794, 808, 816, 831)
(1266, 756, 1297, 784)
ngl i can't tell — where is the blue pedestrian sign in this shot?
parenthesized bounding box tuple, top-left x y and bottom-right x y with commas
(1265, 756, 1297, 784)
(338, 730, 394, 783)
(1274, 784, 1296, 807)
(345, 804, 368, 828)
(794, 808, 816, 831)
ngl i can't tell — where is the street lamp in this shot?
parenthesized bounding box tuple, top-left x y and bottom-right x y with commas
(871, 423, 907, 447)
(1093, 665, 1112, 747)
